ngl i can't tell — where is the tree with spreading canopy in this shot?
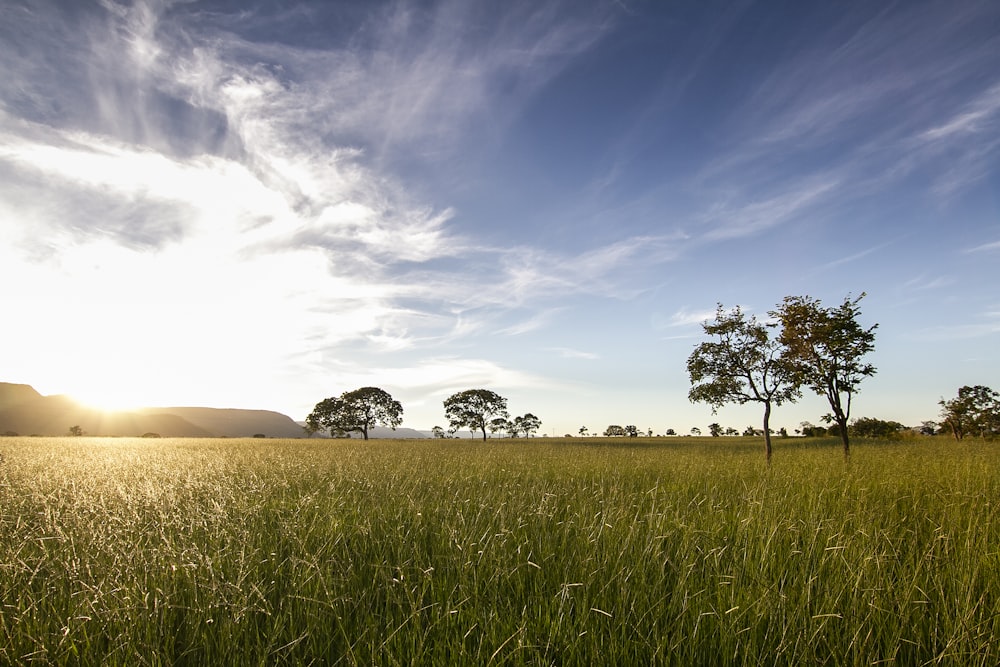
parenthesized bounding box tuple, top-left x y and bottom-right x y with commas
(512, 413, 542, 438)
(305, 387, 403, 440)
(939, 385, 1000, 440)
(687, 304, 800, 464)
(443, 389, 509, 441)
(772, 294, 877, 459)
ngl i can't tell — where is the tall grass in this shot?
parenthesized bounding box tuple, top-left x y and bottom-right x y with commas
(0, 436, 997, 664)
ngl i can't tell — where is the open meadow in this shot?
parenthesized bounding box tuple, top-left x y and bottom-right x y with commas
(1, 436, 998, 665)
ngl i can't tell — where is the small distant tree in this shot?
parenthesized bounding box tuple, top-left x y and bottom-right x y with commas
(725, 426, 739, 436)
(579, 426, 589, 437)
(919, 421, 939, 436)
(665, 428, 677, 436)
(688, 304, 800, 464)
(708, 422, 723, 437)
(773, 294, 877, 459)
(305, 387, 403, 440)
(443, 389, 509, 442)
(431, 425, 447, 439)
(68, 425, 83, 436)
(690, 427, 702, 436)
(939, 385, 1000, 440)
(624, 425, 639, 438)
(604, 425, 626, 437)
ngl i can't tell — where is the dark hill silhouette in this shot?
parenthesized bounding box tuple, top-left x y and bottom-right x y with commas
(136, 407, 306, 438)
(0, 382, 295, 437)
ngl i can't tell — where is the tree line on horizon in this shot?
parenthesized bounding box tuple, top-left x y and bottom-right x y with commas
(302, 293, 997, 456)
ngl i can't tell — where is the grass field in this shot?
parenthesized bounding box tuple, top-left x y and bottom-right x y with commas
(0, 436, 998, 665)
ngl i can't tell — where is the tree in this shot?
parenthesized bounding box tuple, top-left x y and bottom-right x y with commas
(68, 425, 83, 436)
(773, 294, 877, 459)
(603, 425, 626, 437)
(850, 417, 905, 439)
(688, 304, 800, 464)
(708, 422, 723, 437)
(514, 413, 541, 438)
(579, 426, 589, 437)
(305, 387, 403, 440)
(690, 427, 702, 436)
(665, 428, 677, 436)
(939, 385, 1000, 440)
(624, 425, 639, 438)
(490, 417, 512, 438)
(431, 426, 447, 439)
(443, 389, 509, 442)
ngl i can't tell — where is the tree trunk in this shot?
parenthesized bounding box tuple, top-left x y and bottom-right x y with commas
(838, 415, 850, 459)
(762, 401, 773, 466)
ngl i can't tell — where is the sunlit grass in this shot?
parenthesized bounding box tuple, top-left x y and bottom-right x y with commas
(0, 436, 997, 664)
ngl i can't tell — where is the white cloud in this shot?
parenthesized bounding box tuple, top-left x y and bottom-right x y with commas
(966, 240, 1000, 253)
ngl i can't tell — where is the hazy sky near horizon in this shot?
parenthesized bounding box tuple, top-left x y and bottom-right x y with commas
(1, 0, 998, 436)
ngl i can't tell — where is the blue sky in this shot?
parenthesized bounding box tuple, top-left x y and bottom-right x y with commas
(1, 0, 998, 436)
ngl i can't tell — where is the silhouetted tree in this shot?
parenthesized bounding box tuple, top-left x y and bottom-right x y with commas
(306, 387, 403, 440)
(443, 389, 508, 442)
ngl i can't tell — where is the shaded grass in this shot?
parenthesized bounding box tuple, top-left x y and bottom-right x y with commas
(0, 436, 998, 664)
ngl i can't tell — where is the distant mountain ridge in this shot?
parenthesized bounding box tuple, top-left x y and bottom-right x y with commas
(0, 382, 395, 438)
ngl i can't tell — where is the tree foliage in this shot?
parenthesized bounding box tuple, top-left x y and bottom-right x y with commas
(850, 417, 905, 439)
(687, 304, 799, 463)
(603, 425, 626, 437)
(512, 413, 542, 438)
(305, 387, 403, 440)
(939, 385, 1000, 440)
(443, 389, 509, 441)
(772, 294, 877, 458)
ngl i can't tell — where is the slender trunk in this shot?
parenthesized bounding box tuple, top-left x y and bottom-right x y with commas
(838, 415, 850, 459)
(762, 401, 773, 466)
(362, 426, 369, 440)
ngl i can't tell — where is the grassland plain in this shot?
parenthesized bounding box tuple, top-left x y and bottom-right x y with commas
(0, 436, 997, 665)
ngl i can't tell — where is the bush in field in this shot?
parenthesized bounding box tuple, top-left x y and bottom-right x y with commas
(851, 417, 905, 439)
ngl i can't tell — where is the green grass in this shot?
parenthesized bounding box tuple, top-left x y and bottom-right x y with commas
(0, 436, 998, 665)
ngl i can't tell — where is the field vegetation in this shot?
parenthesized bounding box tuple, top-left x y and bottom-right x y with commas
(1, 436, 998, 665)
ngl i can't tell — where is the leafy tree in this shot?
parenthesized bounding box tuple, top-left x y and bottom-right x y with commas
(850, 417, 905, 439)
(604, 425, 626, 437)
(919, 421, 939, 436)
(688, 304, 800, 464)
(708, 422, 723, 437)
(742, 426, 758, 436)
(725, 427, 739, 436)
(68, 425, 83, 436)
(513, 413, 541, 438)
(665, 428, 677, 436)
(305, 387, 403, 440)
(624, 425, 639, 438)
(690, 427, 702, 436)
(490, 417, 512, 438)
(773, 294, 877, 459)
(579, 426, 589, 437)
(443, 389, 509, 442)
(431, 425, 447, 439)
(939, 385, 1000, 440)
